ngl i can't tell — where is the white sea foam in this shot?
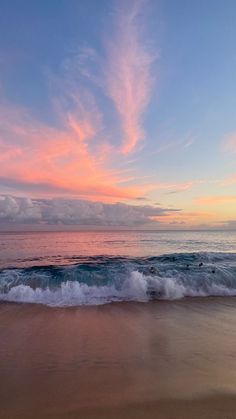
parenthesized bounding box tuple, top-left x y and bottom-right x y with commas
(1, 270, 236, 306)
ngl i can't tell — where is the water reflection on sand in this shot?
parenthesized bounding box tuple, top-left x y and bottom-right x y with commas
(0, 298, 236, 418)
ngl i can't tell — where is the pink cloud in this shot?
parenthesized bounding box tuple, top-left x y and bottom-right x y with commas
(0, 100, 153, 202)
(221, 174, 236, 186)
(0, 1, 158, 202)
(195, 195, 236, 205)
(105, 0, 155, 154)
(222, 132, 236, 153)
(152, 210, 217, 227)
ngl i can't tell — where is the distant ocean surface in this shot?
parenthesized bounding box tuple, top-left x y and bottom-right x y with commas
(0, 230, 236, 306)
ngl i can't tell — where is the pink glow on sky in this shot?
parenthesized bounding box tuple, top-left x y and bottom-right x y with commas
(0, 0, 236, 228)
(0, 102, 154, 202)
(106, 0, 153, 154)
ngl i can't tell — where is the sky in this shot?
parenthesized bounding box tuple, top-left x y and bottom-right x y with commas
(0, 0, 236, 229)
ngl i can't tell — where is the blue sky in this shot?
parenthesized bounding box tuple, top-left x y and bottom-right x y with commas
(0, 0, 235, 228)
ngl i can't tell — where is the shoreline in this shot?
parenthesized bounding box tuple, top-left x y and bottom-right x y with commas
(1, 294, 236, 311)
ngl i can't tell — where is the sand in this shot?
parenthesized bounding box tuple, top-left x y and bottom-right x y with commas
(0, 298, 236, 418)
(8, 395, 234, 419)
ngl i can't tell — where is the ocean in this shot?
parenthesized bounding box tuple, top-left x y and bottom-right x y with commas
(1, 230, 236, 419)
(0, 230, 236, 306)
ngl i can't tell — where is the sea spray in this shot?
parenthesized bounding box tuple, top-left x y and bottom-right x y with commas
(1, 252, 236, 306)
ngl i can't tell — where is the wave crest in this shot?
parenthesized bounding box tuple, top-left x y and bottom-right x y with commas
(1, 252, 236, 306)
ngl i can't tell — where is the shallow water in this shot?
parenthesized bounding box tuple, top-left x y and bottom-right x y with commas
(0, 298, 236, 418)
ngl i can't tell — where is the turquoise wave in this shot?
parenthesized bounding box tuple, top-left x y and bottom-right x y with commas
(0, 252, 236, 306)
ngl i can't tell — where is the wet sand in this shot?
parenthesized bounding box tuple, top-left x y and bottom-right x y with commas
(0, 298, 236, 418)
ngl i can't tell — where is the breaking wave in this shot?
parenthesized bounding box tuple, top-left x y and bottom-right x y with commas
(0, 252, 236, 306)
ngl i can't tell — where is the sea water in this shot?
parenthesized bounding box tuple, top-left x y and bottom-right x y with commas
(0, 230, 236, 306)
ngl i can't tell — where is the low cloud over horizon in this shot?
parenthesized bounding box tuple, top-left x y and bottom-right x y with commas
(0, 195, 180, 227)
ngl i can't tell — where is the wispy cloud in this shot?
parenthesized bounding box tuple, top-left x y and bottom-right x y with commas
(0, 0, 158, 202)
(149, 135, 195, 156)
(105, 0, 155, 154)
(220, 220, 236, 229)
(222, 132, 236, 154)
(154, 179, 205, 194)
(183, 137, 195, 148)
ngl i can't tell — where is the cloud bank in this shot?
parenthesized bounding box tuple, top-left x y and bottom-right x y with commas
(0, 196, 180, 226)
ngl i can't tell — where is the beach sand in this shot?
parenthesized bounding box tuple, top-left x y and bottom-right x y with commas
(0, 298, 236, 418)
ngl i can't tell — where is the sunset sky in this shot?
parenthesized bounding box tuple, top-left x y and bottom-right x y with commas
(0, 0, 235, 228)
